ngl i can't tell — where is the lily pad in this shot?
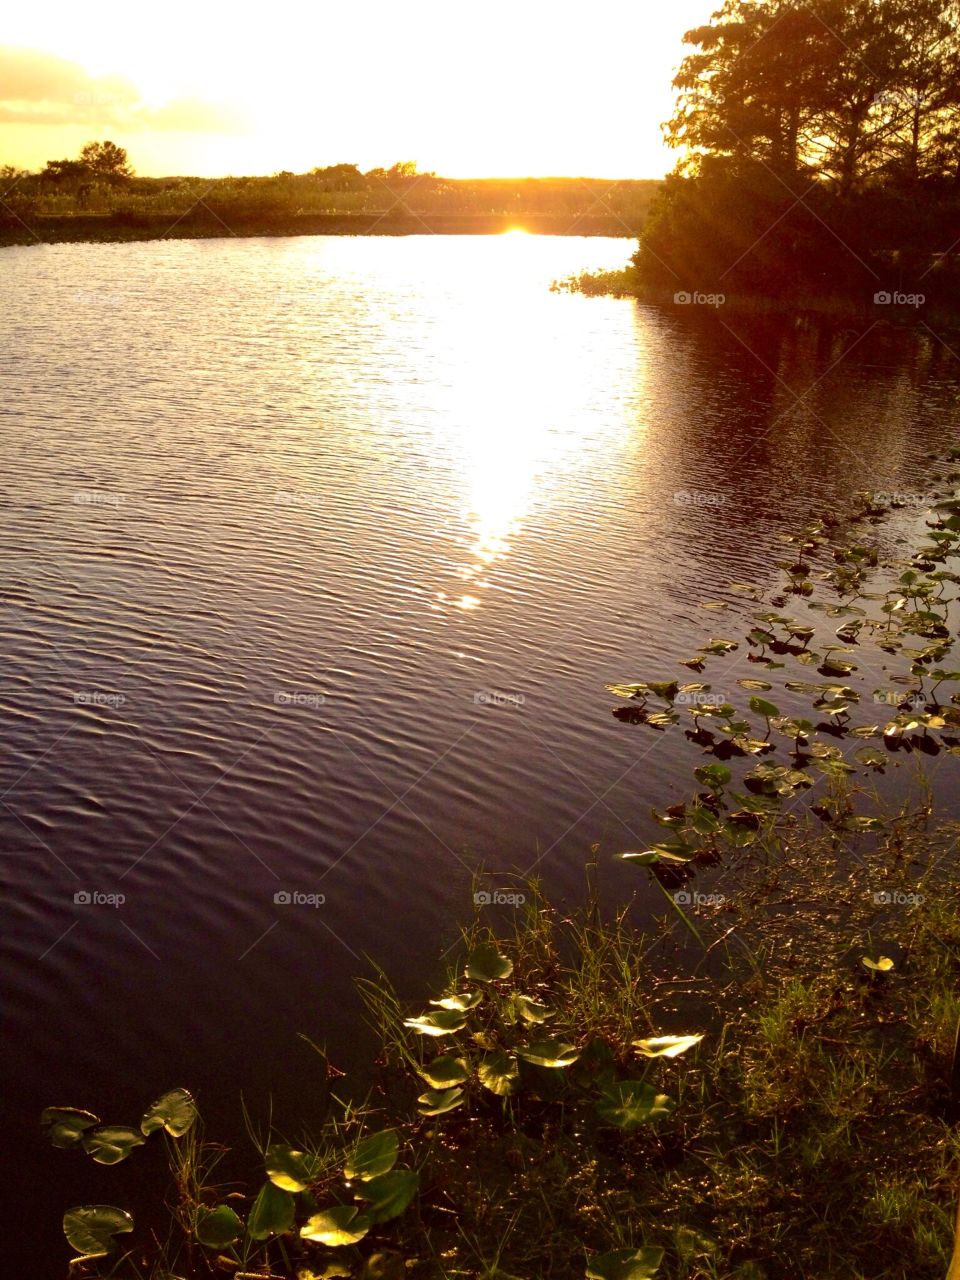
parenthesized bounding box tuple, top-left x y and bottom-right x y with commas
(596, 1081, 674, 1129)
(478, 1050, 520, 1095)
(301, 1206, 372, 1246)
(404, 1008, 468, 1036)
(63, 1205, 134, 1258)
(862, 955, 895, 972)
(140, 1088, 197, 1138)
(586, 1247, 665, 1280)
(247, 1180, 295, 1240)
(41, 1106, 99, 1149)
(418, 1056, 469, 1089)
(358, 1169, 419, 1223)
(345, 1129, 399, 1181)
(417, 1087, 465, 1116)
(196, 1204, 243, 1249)
(633, 1034, 704, 1058)
(465, 943, 514, 982)
(266, 1143, 320, 1192)
(82, 1125, 147, 1165)
(517, 1039, 580, 1068)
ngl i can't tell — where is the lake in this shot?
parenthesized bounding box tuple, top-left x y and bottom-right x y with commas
(2, 233, 959, 1264)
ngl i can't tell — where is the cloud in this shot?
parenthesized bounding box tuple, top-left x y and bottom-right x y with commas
(0, 46, 244, 133)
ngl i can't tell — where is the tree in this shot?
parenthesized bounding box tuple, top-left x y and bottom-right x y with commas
(78, 140, 133, 183)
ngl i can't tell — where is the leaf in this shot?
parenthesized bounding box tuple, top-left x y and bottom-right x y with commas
(82, 1125, 147, 1165)
(737, 679, 772, 691)
(586, 1246, 665, 1280)
(196, 1204, 243, 1249)
(417, 1056, 469, 1088)
(478, 1050, 520, 1096)
(358, 1169, 419, 1223)
(247, 1180, 295, 1240)
(63, 1205, 134, 1258)
(266, 1143, 320, 1192)
(140, 1088, 197, 1137)
(403, 1009, 468, 1036)
(429, 990, 482, 1011)
(595, 1081, 674, 1129)
(517, 1039, 580, 1068)
(344, 1129, 399, 1180)
(465, 943, 514, 982)
(417, 1087, 465, 1115)
(749, 696, 780, 719)
(862, 956, 895, 972)
(694, 763, 731, 790)
(301, 1206, 372, 1246)
(633, 1034, 704, 1059)
(516, 995, 553, 1023)
(41, 1106, 99, 1149)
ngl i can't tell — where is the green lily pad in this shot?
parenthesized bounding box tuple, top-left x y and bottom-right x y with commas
(517, 1039, 580, 1068)
(418, 1056, 469, 1089)
(596, 1081, 674, 1129)
(344, 1129, 399, 1180)
(429, 990, 483, 1011)
(63, 1205, 134, 1258)
(358, 1169, 419, 1223)
(266, 1143, 320, 1192)
(403, 1009, 468, 1036)
(140, 1088, 197, 1138)
(417, 1087, 465, 1115)
(862, 955, 895, 972)
(478, 1050, 520, 1095)
(633, 1034, 704, 1058)
(515, 995, 553, 1023)
(465, 943, 514, 982)
(247, 1180, 295, 1240)
(196, 1204, 243, 1249)
(41, 1106, 99, 1149)
(82, 1125, 147, 1165)
(301, 1206, 372, 1246)
(586, 1247, 665, 1280)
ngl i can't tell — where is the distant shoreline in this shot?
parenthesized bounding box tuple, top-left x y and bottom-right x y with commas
(0, 210, 640, 248)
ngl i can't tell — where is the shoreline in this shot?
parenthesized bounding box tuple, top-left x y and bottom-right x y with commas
(0, 209, 639, 248)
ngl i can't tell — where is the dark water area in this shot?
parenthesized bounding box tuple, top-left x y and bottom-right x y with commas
(2, 234, 959, 1272)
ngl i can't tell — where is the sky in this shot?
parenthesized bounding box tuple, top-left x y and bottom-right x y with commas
(0, 1, 711, 178)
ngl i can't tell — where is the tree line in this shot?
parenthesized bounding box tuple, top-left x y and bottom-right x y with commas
(638, 0, 960, 303)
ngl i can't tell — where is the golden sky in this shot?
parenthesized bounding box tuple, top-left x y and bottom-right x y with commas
(1, 1, 709, 178)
